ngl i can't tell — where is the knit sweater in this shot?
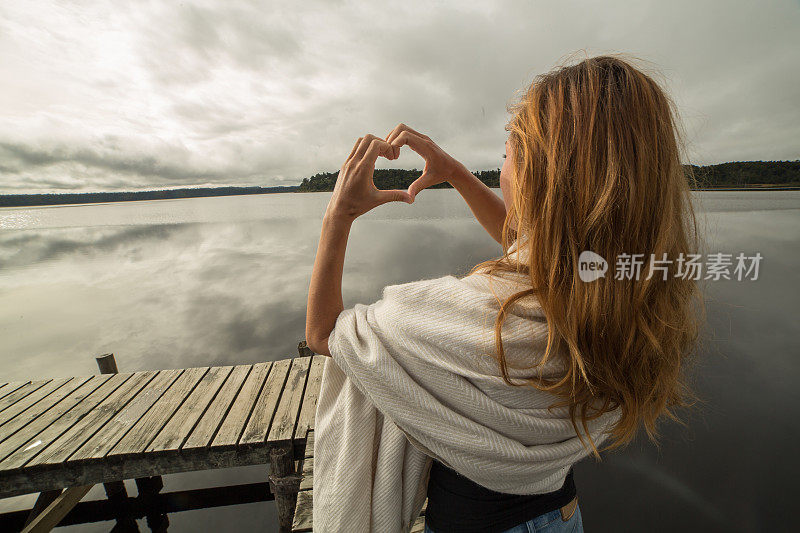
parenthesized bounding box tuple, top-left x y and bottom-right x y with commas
(313, 250, 622, 532)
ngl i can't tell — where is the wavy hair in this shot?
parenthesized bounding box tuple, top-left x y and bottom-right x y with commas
(467, 53, 705, 458)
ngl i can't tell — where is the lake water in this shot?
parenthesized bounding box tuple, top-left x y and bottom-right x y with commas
(1, 190, 798, 532)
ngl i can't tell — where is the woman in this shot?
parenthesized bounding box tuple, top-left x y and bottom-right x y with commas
(306, 54, 702, 533)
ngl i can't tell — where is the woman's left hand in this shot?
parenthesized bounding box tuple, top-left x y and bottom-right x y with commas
(325, 134, 414, 221)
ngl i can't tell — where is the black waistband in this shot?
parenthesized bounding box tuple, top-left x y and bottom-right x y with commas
(424, 460, 576, 533)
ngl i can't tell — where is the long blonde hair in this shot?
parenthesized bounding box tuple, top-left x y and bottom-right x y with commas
(468, 53, 704, 458)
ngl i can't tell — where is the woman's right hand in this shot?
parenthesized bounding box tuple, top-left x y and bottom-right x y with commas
(385, 123, 467, 200)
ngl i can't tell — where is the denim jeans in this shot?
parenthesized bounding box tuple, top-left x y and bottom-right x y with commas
(423, 502, 583, 533)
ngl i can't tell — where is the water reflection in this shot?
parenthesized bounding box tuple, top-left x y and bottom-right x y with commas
(1, 190, 798, 532)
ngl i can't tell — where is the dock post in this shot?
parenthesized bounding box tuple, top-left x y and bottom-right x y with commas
(96, 353, 140, 532)
(268, 446, 301, 533)
(135, 477, 169, 532)
(96, 352, 120, 374)
(298, 341, 313, 358)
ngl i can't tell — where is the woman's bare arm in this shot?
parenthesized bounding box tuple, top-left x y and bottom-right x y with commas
(447, 162, 507, 245)
(306, 134, 413, 357)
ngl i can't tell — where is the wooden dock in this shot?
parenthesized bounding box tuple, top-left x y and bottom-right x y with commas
(0, 351, 326, 532)
(291, 429, 429, 533)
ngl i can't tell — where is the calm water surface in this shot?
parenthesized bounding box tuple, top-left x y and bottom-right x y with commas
(1, 190, 798, 532)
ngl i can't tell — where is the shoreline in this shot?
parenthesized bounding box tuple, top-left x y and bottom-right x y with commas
(691, 186, 800, 191)
(1, 185, 798, 209)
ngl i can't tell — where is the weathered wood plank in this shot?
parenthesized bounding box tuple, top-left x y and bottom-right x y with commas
(108, 367, 208, 458)
(0, 381, 32, 402)
(410, 515, 426, 533)
(305, 430, 314, 459)
(0, 380, 51, 414)
(20, 485, 93, 533)
(0, 377, 97, 451)
(0, 378, 76, 431)
(68, 369, 183, 461)
(239, 359, 291, 446)
(211, 362, 272, 448)
(292, 489, 313, 532)
(293, 356, 325, 441)
(147, 366, 232, 452)
(0, 438, 279, 498)
(299, 456, 313, 491)
(268, 356, 311, 444)
(182, 365, 251, 450)
(24, 371, 159, 468)
(0, 374, 122, 467)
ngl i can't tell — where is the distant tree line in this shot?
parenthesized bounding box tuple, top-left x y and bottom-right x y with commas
(686, 161, 800, 188)
(297, 161, 800, 192)
(296, 169, 498, 192)
(0, 185, 299, 208)
(2, 161, 796, 208)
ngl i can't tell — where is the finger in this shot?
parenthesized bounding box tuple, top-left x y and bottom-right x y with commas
(375, 188, 414, 205)
(401, 124, 430, 141)
(353, 134, 379, 162)
(390, 130, 431, 160)
(407, 172, 435, 199)
(383, 127, 401, 159)
(363, 138, 396, 165)
(386, 123, 430, 145)
(376, 131, 400, 160)
(346, 137, 361, 162)
(385, 123, 402, 144)
(386, 124, 417, 159)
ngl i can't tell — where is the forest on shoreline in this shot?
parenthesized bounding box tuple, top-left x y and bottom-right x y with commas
(0, 185, 299, 208)
(1, 160, 797, 208)
(297, 160, 800, 192)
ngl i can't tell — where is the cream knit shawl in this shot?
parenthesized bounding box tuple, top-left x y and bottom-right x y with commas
(313, 250, 621, 532)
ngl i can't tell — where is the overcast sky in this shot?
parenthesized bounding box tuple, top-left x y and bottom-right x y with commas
(0, 0, 798, 194)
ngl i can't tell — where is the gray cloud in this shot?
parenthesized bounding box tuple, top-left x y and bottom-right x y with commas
(0, 142, 235, 182)
(0, 0, 798, 195)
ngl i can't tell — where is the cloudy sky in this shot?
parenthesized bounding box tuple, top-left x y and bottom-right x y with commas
(0, 0, 798, 195)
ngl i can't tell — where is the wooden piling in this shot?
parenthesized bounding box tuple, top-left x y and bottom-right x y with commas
(96, 353, 140, 532)
(96, 353, 119, 374)
(297, 341, 313, 358)
(269, 446, 301, 533)
(135, 477, 168, 532)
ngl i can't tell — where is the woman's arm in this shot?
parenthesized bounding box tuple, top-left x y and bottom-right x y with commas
(305, 212, 351, 357)
(305, 134, 413, 357)
(386, 124, 507, 246)
(447, 162, 507, 245)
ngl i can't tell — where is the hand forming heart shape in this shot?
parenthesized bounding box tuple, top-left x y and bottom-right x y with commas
(325, 124, 462, 222)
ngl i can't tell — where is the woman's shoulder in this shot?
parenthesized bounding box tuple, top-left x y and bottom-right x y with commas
(378, 272, 546, 333)
(379, 274, 462, 297)
(461, 269, 541, 304)
(380, 272, 523, 299)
